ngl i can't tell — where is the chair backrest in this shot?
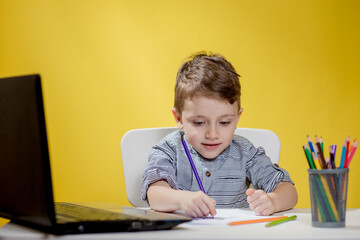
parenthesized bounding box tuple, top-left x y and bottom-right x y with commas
(120, 127, 280, 207)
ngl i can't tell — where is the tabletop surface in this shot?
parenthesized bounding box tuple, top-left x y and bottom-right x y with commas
(1, 208, 360, 240)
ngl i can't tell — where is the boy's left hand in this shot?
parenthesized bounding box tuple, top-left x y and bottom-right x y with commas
(246, 188, 275, 216)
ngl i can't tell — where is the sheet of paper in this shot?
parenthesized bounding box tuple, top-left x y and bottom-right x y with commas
(181, 208, 285, 226)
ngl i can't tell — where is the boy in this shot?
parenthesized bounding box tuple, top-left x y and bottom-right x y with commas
(141, 52, 297, 218)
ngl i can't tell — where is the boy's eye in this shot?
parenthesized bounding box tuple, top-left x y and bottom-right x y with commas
(220, 121, 231, 126)
(193, 121, 205, 126)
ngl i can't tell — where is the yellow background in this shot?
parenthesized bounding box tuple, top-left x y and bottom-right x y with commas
(1, 0, 359, 225)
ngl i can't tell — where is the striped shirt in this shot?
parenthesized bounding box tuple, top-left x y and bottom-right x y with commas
(141, 130, 294, 208)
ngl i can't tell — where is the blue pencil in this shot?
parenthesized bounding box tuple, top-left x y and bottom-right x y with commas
(181, 137, 206, 193)
(307, 135, 318, 159)
(339, 142, 347, 169)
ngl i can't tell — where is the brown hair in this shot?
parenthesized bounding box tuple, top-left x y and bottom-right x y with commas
(174, 51, 241, 114)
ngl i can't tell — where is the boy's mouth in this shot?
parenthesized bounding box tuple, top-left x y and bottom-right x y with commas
(202, 143, 221, 150)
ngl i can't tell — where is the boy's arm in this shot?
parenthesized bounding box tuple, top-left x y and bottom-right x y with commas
(246, 181, 298, 216)
(268, 181, 298, 212)
(147, 180, 217, 218)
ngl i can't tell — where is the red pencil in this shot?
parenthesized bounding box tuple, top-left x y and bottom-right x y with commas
(345, 137, 350, 168)
(348, 139, 356, 153)
(346, 140, 358, 168)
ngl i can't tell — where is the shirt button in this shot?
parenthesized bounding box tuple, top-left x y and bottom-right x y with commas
(205, 171, 211, 177)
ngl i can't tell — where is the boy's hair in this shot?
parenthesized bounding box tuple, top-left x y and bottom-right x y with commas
(174, 51, 241, 114)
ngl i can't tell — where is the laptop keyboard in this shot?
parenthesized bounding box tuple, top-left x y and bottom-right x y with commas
(55, 202, 139, 222)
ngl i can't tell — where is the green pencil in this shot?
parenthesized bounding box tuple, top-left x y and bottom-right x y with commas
(265, 215, 297, 227)
(304, 145, 315, 169)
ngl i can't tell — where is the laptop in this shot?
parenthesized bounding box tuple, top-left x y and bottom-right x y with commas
(0, 74, 192, 235)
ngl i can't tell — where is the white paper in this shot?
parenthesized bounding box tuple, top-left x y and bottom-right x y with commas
(181, 208, 285, 226)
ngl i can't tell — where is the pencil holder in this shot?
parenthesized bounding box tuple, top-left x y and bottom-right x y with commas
(308, 168, 349, 228)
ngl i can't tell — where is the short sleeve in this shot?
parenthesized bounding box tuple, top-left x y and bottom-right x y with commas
(241, 140, 294, 193)
(140, 132, 180, 204)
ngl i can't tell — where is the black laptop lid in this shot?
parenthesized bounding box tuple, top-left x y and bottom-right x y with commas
(0, 74, 56, 228)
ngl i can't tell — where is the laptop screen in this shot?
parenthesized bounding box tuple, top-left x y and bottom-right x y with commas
(0, 74, 55, 227)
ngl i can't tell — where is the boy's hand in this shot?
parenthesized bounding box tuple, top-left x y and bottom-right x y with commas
(246, 188, 276, 216)
(178, 191, 217, 218)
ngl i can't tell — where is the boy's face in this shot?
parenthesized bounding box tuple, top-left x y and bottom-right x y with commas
(172, 96, 242, 160)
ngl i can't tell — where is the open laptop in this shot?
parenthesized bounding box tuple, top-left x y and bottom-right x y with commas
(0, 74, 191, 235)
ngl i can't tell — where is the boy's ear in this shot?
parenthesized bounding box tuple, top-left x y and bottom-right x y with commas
(236, 108, 243, 123)
(171, 108, 183, 129)
(238, 108, 243, 117)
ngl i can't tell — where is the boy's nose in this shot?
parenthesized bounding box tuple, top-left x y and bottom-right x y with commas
(205, 126, 219, 140)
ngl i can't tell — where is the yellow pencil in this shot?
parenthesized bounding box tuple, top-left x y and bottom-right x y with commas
(312, 152, 321, 169)
(319, 175, 339, 221)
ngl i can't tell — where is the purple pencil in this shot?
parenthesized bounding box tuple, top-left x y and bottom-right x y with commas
(181, 137, 206, 193)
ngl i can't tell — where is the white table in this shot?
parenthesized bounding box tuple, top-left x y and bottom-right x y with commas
(1, 209, 360, 240)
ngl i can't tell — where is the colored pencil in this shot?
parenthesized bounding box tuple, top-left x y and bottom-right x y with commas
(228, 216, 287, 226)
(332, 145, 337, 159)
(303, 145, 315, 169)
(312, 152, 321, 170)
(339, 141, 347, 169)
(265, 215, 297, 227)
(315, 135, 319, 144)
(346, 140, 358, 168)
(315, 143, 326, 169)
(181, 137, 205, 193)
(345, 137, 350, 168)
(307, 135, 318, 158)
(312, 181, 326, 222)
(348, 139, 356, 154)
(320, 136, 324, 152)
(329, 146, 336, 169)
(314, 175, 334, 221)
(318, 175, 339, 221)
(325, 157, 331, 169)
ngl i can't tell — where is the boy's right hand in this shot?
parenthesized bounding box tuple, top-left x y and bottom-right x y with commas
(147, 180, 216, 218)
(178, 191, 217, 218)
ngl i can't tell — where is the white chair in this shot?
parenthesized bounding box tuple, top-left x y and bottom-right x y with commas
(120, 127, 281, 207)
